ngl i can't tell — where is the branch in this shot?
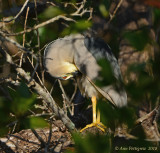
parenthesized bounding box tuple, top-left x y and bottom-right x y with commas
(71, 0, 87, 16)
(4, 15, 76, 36)
(58, 80, 72, 114)
(109, 0, 123, 23)
(31, 129, 45, 147)
(0, 47, 75, 131)
(0, 33, 33, 54)
(0, 0, 30, 23)
(136, 104, 160, 125)
(8, 134, 40, 146)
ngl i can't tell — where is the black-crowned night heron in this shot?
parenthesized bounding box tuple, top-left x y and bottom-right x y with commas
(44, 34, 127, 132)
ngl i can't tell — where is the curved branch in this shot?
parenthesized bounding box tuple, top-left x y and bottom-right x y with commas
(0, 47, 75, 131)
(4, 15, 76, 36)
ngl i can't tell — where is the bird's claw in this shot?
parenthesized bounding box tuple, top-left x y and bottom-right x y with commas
(80, 122, 106, 132)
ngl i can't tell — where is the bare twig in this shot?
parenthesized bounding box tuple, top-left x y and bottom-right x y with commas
(69, 0, 93, 19)
(136, 105, 160, 125)
(31, 129, 45, 147)
(49, 82, 55, 95)
(0, 0, 29, 23)
(17, 6, 30, 80)
(58, 80, 72, 114)
(64, 2, 78, 9)
(109, 0, 123, 22)
(29, 113, 52, 117)
(23, 7, 30, 47)
(46, 1, 56, 6)
(0, 33, 35, 56)
(58, 80, 69, 102)
(26, 56, 44, 86)
(4, 78, 20, 86)
(4, 15, 76, 36)
(30, 61, 39, 82)
(8, 134, 40, 146)
(34, 0, 44, 84)
(70, 79, 78, 103)
(70, 79, 78, 116)
(88, 8, 93, 21)
(46, 122, 52, 152)
(71, 0, 86, 16)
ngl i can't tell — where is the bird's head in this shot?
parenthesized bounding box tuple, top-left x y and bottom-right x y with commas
(45, 59, 79, 80)
(59, 71, 79, 80)
(44, 35, 81, 81)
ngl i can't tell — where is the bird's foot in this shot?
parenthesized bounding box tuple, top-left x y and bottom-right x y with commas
(80, 122, 106, 133)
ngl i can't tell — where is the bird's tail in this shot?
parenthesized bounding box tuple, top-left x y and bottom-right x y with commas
(102, 84, 127, 107)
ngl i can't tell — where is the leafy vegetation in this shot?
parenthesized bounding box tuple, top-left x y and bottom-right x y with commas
(0, 0, 160, 152)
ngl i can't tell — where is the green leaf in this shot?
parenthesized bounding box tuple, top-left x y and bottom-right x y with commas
(97, 100, 135, 128)
(66, 132, 111, 153)
(124, 28, 150, 51)
(39, 6, 64, 18)
(0, 99, 10, 123)
(0, 97, 12, 136)
(95, 58, 116, 87)
(21, 116, 48, 129)
(9, 82, 36, 116)
(0, 127, 8, 137)
(61, 20, 92, 36)
(153, 8, 160, 29)
(99, 4, 109, 17)
(153, 8, 160, 21)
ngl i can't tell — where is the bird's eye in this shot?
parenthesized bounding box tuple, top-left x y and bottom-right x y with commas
(62, 76, 68, 80)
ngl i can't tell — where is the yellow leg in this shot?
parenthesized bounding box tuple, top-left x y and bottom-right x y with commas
(97, 109, 100, 123)
(92, 96, 97, 123)
(80, 96, 106, 132)
(97, 109, 106, 128)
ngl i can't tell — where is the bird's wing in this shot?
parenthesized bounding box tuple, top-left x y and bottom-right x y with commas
(86, 76, 116, 106)
(74, 35, 127, 107)
(83, 36, 123, 81)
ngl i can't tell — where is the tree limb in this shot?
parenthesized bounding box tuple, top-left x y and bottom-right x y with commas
(0, 47, 75, 131)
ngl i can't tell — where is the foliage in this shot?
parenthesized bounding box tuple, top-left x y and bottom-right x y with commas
(61, 20, 92, 36)
(66, 133, 111, 153)
(123, 28, 151, 51)
(96, 58, 116, 87)
(0, 82, 47, 136)
(0, 0, 160, 152)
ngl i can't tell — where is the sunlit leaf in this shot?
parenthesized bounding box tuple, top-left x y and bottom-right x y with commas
(39, 6, 64, 18)
(61, 20, 92, 36)
(21, 116, 48, 129)
(99, 4, 109, 17)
